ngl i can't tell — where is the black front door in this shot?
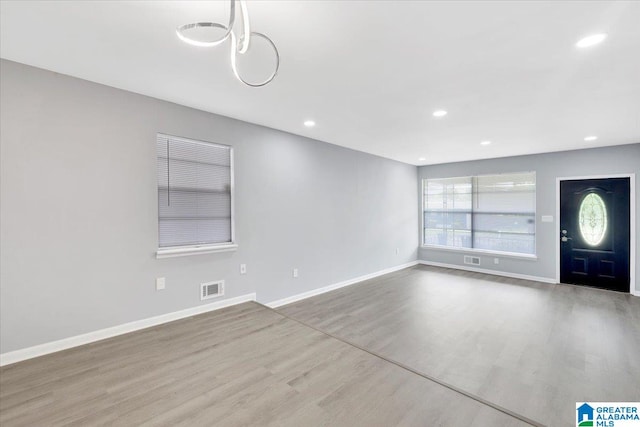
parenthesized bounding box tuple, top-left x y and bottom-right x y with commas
(560, 178, 630, 292)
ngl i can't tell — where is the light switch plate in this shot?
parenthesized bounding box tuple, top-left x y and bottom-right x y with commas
(156, 277, 166, 290)
(541, 215, 553, 223)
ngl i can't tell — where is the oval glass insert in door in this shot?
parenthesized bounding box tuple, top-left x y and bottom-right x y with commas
(578, 193, 607, 246)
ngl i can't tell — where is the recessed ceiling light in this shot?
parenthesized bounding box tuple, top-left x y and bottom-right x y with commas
(576, 33, 607, 48)
(432, 110, 447, 118)
(304, 120, 316, 127)
(418, 157, 426, 161)
(480, 140, 492, 146)
(584, 135, 598, 141)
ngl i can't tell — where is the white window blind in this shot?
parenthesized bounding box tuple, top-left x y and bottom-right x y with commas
(157, 134, 233, 249)
(473, 172, 535, 254)
(423, 176, 473, 248)
(423, 172, 536, 255)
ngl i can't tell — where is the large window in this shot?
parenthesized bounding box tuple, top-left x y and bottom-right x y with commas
(423, 172, 536, 255)
(156, 134, 234, 257)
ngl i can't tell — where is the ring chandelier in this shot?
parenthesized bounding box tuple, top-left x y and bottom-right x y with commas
(176, 0, 279, 87)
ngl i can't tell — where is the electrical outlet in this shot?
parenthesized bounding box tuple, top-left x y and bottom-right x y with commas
(395, 248, 400, 255)
(156, 277, 166, 290)
(293, 268, 299, 278)
(494, 258, 499, 265)
(240, 264, 247, 275)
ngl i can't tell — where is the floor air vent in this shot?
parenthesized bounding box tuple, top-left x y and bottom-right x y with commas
(464, 256, 481, 266)
(201, 280, 224, 301)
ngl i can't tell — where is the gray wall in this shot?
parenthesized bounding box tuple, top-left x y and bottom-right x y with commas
(418, 144, 640, 293)
(0, 59, 419, 354)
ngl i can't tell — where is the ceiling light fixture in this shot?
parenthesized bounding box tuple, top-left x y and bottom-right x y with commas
(418, 157, 426, 161)
(480, 140, 492, 146)
(304, 120, 316, 128)
(576, 33, 607, 48)
(584, 136, 598, 141)
(432, 110, 448, 118)
(176, 0, 279, 87)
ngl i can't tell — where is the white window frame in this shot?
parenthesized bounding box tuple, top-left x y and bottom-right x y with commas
(421, 171, 537, 259)
(156, 134, 237, 259)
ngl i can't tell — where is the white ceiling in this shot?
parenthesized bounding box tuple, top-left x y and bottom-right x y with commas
(1, 1, 639, 165)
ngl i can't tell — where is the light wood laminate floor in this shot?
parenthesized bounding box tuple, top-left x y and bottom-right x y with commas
(1, 300, 531, 426)
(280, 265, 640, 427)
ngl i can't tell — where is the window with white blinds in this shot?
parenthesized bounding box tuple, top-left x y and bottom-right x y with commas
(157, 134, 233, 252)
(423, 172, 536, 255)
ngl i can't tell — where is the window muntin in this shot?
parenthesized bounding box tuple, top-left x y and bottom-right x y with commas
(157, 134, 233, 249)
(423, 172, 536, 255)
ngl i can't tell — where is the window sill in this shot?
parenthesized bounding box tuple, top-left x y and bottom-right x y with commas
(420, 245, 537, 260)
(156, 244, 238, 259)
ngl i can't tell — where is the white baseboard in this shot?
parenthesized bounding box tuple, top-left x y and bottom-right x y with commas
(418, 260, 557, 284)
(0, 293, 256, 367)
(266, 261, 419, 308)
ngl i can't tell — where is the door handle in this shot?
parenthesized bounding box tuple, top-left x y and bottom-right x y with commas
(560, 229, 572, 242)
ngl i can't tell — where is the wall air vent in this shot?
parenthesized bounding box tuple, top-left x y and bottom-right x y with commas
(201, 280, 224, 301)
(464, 256, 481, 266)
